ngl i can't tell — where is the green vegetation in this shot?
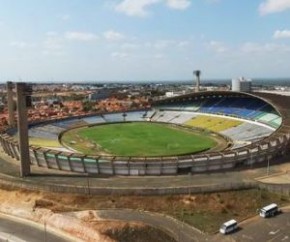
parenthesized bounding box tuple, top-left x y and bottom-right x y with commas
(29, 188, 290, 235)
(62, 122, 216, 156)
(172, 189, 289, 234)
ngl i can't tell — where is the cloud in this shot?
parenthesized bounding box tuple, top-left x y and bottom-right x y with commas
(104, 30, 125, 41)
(273, 29, 290, 39)
(42, 35, 65, 56)
(115, 0, 190, 17)
(60, 14, 70, 21)
(165, 0, 191, 10)
(153, 53, 165, 59)
(10, 41, 33, 49)
(43, 37, 63, 50)
(45, 31, 58, 37)
(177, 41, 189, 48)
(65, 31, 99, 41)
(111, 52, 130, 58)
(241, 42, 290, 53)
(144, 39, 189, 50)
(152, 39, 176, 49)
(259, 0, 290, 15)
(205, 0, 220, 3)
(115, 0, 160, 17)
(121, 43, 140, 50)
(207, 41, 228, 53)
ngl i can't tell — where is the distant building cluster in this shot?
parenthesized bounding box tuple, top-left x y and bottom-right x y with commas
(231, 77, 252, 92)
(0, 83, 152, 129)
(1, 79, 290, 132)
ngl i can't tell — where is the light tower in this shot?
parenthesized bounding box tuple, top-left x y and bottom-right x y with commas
(16, 82, 32, 177)
(7, 81, 32, 177)
(6, 81, 15, 127)
(193, 70, 201, 92)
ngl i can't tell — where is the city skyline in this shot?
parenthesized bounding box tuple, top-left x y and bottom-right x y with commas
(0, 0, 290, 82)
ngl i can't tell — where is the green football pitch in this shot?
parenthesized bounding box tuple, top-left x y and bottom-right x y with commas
(61, 122, 217, 157)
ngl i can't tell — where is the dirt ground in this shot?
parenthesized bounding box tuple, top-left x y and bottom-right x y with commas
(0, 185, 289, 241)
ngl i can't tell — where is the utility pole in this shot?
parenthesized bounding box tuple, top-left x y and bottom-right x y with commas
(267, 157, 270, 176)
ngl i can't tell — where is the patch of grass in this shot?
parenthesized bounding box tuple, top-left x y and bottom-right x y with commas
(61, 122, 217, 156)
(165, 189, 290, 234)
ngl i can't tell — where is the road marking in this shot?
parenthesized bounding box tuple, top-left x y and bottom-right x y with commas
(269, 229, 280, 235)
(0, 232, 26, 242)
(242, 234, 254, 240)
(281, 236, 289, 241)
(267, 233, 284, 242)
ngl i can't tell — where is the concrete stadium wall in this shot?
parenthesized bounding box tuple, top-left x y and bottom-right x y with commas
(0, 132, 289, 176)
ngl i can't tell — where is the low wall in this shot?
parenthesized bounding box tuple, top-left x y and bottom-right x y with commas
(0, 173, 257, 195)
(258, 183, 290, 197)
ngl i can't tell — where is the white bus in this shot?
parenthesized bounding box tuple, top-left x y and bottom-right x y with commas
(219, 219, 238, 234)
(259, 203, 279, 218)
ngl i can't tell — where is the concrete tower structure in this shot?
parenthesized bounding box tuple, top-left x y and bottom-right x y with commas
(16, 82, 31, 177)
(6, 81, 15, 127)
(193, 70, 201, 92)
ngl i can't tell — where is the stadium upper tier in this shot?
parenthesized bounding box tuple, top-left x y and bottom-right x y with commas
(154, 93, 282, 129)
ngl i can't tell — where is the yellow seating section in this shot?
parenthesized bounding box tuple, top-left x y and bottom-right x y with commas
(184, 115, 242, 132)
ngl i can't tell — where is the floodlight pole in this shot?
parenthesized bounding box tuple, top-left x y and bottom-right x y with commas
(267, 157, 270, 176)
(7, 81, 15, 127)
(16, 82, 31, 177)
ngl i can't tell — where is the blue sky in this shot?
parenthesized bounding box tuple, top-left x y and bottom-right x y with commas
(0, 0, 290, 82)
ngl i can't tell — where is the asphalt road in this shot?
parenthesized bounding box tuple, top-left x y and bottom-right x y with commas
(0, 213, 72, 242)
(96, 209, 210, 242)
(213, 211, 290, 242)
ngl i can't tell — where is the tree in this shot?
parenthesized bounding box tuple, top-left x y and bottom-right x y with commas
(82, 101, 94, 112)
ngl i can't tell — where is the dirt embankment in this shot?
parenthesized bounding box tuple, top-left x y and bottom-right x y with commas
(0, 185, 289, 240)
(0, 186, 176, 242)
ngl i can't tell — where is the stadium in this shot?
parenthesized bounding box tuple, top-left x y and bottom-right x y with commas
(1, 90, 290, 176)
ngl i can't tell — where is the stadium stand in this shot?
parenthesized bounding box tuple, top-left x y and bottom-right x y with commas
(221, 122, 273, 148)
(82, 116, 106, 124)
(33, 124, 65, 135)
(28, 128, 59, 140)
(124, 111, 147, 121)
(151, 110, 197, 124)
(184, 115, 242, 132)
(53, 119, 87, 129)
(156, 96, 281, 129)
(102, 113, 125, 122)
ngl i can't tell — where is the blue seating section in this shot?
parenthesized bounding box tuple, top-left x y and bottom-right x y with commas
(198, 97, 268, 119)
(157, 97, 280, 126)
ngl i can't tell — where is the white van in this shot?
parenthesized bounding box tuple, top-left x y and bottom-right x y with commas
(259, 203, 279, 218)
(219, 219, 238, 234)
